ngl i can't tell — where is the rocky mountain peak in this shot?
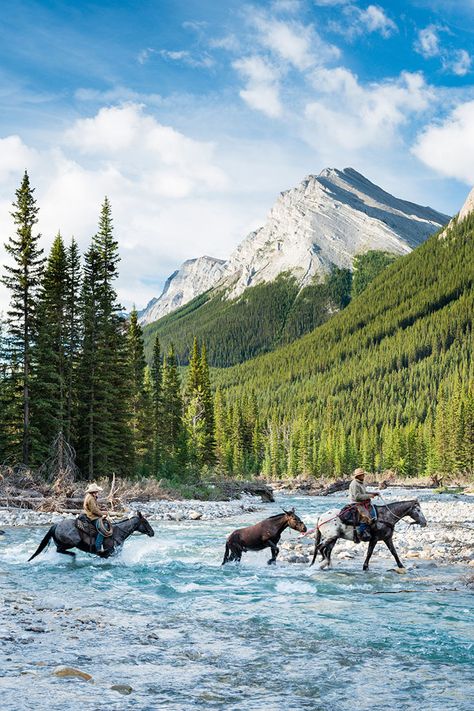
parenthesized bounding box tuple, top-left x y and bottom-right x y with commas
(139, 167, 450, 324)
(138, 255, 226, 325)
(459, 186, 474, 222)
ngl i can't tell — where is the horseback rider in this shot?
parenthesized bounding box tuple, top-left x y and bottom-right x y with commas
(349, 468, 380, 542)
(83, 483, 108, 552)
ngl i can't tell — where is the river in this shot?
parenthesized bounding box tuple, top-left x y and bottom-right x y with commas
(1, 492, 473, 711)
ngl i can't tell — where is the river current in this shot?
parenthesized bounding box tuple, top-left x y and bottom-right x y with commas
(1, 493, 473, 711)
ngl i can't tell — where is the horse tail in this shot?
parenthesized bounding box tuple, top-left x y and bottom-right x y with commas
(310, 527, 321, 566)
(28, 525, 56, 562)
(222, 542, 231, 565)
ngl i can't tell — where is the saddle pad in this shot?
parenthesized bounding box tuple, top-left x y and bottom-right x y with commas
(75, 516, 96, 536)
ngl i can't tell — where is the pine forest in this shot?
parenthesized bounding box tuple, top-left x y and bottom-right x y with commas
(1, 173, 473, 484)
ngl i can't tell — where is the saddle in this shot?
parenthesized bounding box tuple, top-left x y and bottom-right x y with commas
(76, 514, 113, 538)
(338, 504, 377, 527)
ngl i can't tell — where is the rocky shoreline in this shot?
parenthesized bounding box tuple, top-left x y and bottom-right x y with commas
(0, 494, 263, 529)
(279, 499, 474, 567)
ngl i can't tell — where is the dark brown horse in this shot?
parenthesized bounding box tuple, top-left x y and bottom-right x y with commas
(222, 509, 307, 565)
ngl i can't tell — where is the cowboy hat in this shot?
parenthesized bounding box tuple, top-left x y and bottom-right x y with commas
(353, 468, 366, 479)
(85, 483, 103, 494)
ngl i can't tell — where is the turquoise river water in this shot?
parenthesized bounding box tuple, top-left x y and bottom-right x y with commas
(0, 493, 473, 711)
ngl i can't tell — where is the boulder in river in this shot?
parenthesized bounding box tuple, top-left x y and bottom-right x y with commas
(52, 666, 93, 681)
(111, 684, 133, 695)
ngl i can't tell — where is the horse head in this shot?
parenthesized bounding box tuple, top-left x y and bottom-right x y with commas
(285, 508, 307, 533)
(135, 511, 155, 537)
(407, 500, 427, 527)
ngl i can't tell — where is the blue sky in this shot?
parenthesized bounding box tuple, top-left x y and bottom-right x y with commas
(0, 0, 473, 309)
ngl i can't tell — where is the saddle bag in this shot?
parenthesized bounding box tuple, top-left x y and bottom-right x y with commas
(338, 504, 358, 526)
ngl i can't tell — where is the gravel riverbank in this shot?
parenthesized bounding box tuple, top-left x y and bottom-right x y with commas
(0, 494, 263, 528)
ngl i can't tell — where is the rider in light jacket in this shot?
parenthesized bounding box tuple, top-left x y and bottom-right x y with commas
(83, 483, 108, 551)
(349, 468, 379, 525)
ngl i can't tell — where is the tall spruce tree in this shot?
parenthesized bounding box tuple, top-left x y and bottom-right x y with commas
(161, 345, 185, 476)
(34, 233, 68, 456)
(77, 244, 102, 477)
(64, 237, 82, 445)
(151, 335, 164, 475)
(77, 198, 131, 478)
(199, 343, 215, 464)
(1, 172, 44, 464)
(127, 308, 153, 473)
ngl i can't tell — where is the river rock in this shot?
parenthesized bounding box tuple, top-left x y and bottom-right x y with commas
(53, 666, 93, 681)
(111, 684, 133, 695)
(188, 510, 202, 520)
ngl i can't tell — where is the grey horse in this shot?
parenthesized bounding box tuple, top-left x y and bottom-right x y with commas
(28, 512, 154, 561)
(310, 499, 427, 570)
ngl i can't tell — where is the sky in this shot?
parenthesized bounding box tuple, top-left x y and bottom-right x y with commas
(0, 0, 473, 311)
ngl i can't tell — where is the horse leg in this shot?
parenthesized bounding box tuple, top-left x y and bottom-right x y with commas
(56, 547, 76, 558)
(362, 536, 377, 571)
(384, 536, 404, 569)
(222, 543, 231, 565)
(320, 537, 337, 569)
(267, 541, 279, 565)
(325, 539, 338, 568)
(310, 529, 321, 566)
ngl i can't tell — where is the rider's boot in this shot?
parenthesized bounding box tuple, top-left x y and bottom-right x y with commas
(353, 527, 360, 544)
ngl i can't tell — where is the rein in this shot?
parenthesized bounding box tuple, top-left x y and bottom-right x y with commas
(378, 495, 415, 524)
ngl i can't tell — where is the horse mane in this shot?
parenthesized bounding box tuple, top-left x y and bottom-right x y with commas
(375, 498, 419, 508)
(114, 514, 139, 525)
(265, 512, 288, 520)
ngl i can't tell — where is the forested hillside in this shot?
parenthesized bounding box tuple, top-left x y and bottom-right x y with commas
(143, 252, 395, 367)
(143, 269, 351, 366)
(212, 215, 474, 478)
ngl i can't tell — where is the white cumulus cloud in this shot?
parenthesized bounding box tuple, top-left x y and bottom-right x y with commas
(358, 5, 397, 38)
(306, 68, 432, 150)
(443, 49, 472, 76)
(412, 100, 474, 185)
(233, 55, 283, 117)
(415, 25, 441, 58)
(252, 14, 339, 69)
(331, 4, 397, 40)
(0, 104, 232, 311)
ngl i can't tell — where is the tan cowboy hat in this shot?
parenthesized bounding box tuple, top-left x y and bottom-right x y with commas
(353, 468, 366, 479)
(85, 483, 103, 494)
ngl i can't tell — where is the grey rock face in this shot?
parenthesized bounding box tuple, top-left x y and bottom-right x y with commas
(219, 167, 449, 299)
(138, 255, 226, 325)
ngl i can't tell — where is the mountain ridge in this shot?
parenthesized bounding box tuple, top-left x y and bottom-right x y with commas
(139, 167, 449, 325)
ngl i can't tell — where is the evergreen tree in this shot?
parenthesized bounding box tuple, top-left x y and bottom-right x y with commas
(151, 334, 164, 475)
(34, 233, 68, 457)
(199, 343, 215, 465)
(128, 309, 146, 447)
(161, 345, 185, 475)
(64, 237, 82, 445)
(185, 337, 201, 401)
(1, 172, 44, 464)
(77, 244, 103, 477)
(77, 198, 131, 478)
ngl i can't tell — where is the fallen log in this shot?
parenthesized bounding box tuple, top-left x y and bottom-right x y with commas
(316, 479, 350, 496)
(0, 496, 40, 510)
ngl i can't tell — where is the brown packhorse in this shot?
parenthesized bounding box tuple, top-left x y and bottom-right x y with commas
(222, 509, 307, 565)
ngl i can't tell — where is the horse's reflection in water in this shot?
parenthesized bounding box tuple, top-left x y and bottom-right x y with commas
(222, 509, 307, 565)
